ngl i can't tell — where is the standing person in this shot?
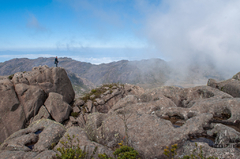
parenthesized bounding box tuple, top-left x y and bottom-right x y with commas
(54, 56, 59, 67)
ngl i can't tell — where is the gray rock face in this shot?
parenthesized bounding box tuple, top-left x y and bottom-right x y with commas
(30, 105, 51, 124)
(94, 84, 144, 113)
(3, 70, 240, 158)
(54, 127, 114, 159)
(0, 150, 37, 159)
(177, 142, 240, 159)
(74, 98, 85, 107)
(12, 66, 75, 103)
(0, 79, 25, 143)
(0, 66, 75, 143)
(208, 72, 240, 98)
(44, 92, 73, 123)
(0, 119, 65, 154)
(15, 83, 47, 121)
(81, 84, 240, 158)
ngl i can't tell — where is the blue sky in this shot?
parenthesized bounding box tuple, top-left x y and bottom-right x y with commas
(1, 0, 240, 72)
(0, 0, 163, 63)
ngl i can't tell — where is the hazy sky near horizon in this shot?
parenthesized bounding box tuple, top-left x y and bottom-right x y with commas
(1, 0, 240, 71)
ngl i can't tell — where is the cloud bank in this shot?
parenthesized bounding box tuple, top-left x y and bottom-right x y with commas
(140, 0, 240, 77)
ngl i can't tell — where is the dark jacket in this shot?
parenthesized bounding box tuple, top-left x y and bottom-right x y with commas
(54, 58, 58, 64)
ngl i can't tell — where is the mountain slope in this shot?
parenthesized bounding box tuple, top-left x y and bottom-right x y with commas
(0, 57, 225, 88)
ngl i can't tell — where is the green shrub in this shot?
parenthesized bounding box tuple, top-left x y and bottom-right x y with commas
(163, 144, 178, 159)
(8, 74, 14, 80)
(80, 83, 123, 103)
(98, 153, 113, 159)
(164, 143, 218, 159)
(113, 145, 139, 159)
(98, 141, 139, 159)
(56, 134, 87, 159)
(91, 89, 97, 93)
(71, 112, 80, 118)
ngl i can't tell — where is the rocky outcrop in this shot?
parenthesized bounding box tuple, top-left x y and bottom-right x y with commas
(44, 92, 72, 123)
(3, 70, 240, 158)
(0, 66, 75, 143)
(0, 78, 25, 143)
(54, 127, 114, 158)
(15, 83, 47, 121)
(81, 84, 144, 114)
(12, 65, 75, 103)
(0, 119, 64, 158)
(208, 72, 240, 98)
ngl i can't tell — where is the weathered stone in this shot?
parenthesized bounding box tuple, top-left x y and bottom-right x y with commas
(154, 85, 232, 108)
(30, 106, 51, 124)
(0, 119, 66, 152)
(73, 106, 80, 113)
(44, 92, 72, 123)
(97, 101, 213, 158)
(32, 150, 56, 159)
(12, 66, 75, 103)
(15, 83, 47, 121)
(0, 150, 37, 159)
(176, 142, 240, 159)
(86, 100, 93, 113)
(109, 95, 138, 113)
(208, 123, 240, 148)
(232, 72, 240, 80)
(92, 106, 97, 113)
(54, 127, 114, 159)
(111, 89, 121, 96)
(208, 78, 240, 98)
(76, 114, 87, 128)
(90, 94, 95, 99)
(84, 113, 107, 143)
(31, 119, 66, 151)
(95, 98, 105, 105)
(124, 84, 145, 96)
(103, 90, 110, 95)
(74, 99, 85, 107)
(0, 78, 25, 143)
(112, 86, 117, 89)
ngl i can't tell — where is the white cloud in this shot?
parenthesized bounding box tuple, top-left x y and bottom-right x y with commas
(26, 13, 47, 32)
(139, 0, 240, 76)
(68, 56, 126, 65)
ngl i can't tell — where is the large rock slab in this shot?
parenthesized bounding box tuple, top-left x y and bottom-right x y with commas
(0, 119, 66, 152)
(15, 83, 47, 121)
(154, 85, 232, 108)
(44, 92, 72, 123)
(0, 78, 25, 143)
(96, 103, 213, 158)
(208, 72, 240, 98)
(0, 150, 37, 159)
(30, 105, 51, 124)
(12, 66, 75, 103)
(54, 127, 114, 159)
(83, 86, 240, 158)
(176, 142, 240, 159)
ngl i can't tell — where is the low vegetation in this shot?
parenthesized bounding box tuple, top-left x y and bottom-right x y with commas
(98, 141, 139, 159)
(164, 143, 218, 159)
(8, 74, 14, 80)
(80, 83, 123, 103)
(70, 112, 80, 118)
(55, 134, 87, 159)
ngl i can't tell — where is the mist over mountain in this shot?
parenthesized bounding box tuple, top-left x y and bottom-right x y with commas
(0, 57, 225, 88)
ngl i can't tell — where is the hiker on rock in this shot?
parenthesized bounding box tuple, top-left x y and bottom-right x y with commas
(54, 56, 59, 67)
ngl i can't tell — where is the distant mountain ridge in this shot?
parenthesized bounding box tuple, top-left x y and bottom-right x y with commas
(0, 57, 224, 88)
